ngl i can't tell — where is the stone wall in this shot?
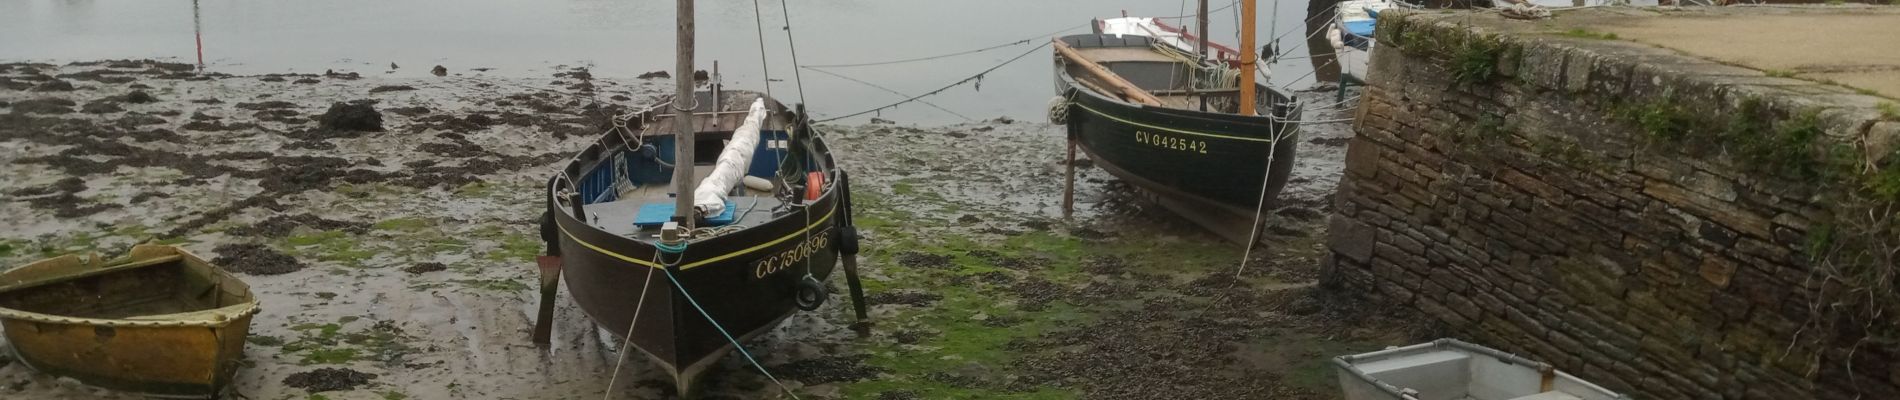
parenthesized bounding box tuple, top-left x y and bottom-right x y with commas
(1322, 9, 1900, 400)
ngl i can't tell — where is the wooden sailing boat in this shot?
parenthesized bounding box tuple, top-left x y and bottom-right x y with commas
(532, 0, 866, 395)
(1054, 0, 1304, 243)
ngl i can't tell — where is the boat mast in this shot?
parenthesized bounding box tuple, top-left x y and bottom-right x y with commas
(1238, 0, 1257, 116)
(673, 0, 698, 229)
(1197, 0, 1210, 112)
(1196, 0, 1209, 60)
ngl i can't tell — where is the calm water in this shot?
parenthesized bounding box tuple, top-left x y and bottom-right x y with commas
(0, 0, 1336, 124)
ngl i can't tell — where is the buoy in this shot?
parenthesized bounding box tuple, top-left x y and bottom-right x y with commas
(805, 172, 824, 201)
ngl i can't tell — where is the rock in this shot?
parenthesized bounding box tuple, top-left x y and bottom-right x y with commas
(80, 101, 123, 114)
(692, 69, 710, 81)
(403, 262, 448, 274)
(292, 78, 320, 84)
(12, 98, 76, 114)
(118, 90, 158, 103)
(386, 106, 431, 117)
(869, 117, 896, 125)
(390, 62, 399, 70)
(211, 243, 307, 275)
(431, 65, 448, 76)
(316, 102, 384, 131)
(637, 70, 670, 79)
(29, 79, 74, 92)
(235, 101, 296, 110)
(282, 368, 377, 393)
(368, 85, 417, 93)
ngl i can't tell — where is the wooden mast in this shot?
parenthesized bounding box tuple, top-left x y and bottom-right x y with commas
(673, 0, 698, 229)
(1196, 0, 1209, 59)
(1196, 0, 1210, 111)
(1238, 0, 1257, 116)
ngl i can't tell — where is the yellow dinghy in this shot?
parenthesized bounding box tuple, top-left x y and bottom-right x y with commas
(0, 244, 259, 398)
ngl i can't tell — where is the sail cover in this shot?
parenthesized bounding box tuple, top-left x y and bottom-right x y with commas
(692, 98, 768, 218)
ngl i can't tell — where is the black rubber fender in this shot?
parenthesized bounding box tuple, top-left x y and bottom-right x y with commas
(795, 276, 828, 311)
(838, 226, 861, 255)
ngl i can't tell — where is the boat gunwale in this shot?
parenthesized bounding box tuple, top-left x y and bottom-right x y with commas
(547, 105, 844, 272)
(0, 246, 260, 328)
(1331, 338, 1633, 400)
(1054, 33, 1305, 125)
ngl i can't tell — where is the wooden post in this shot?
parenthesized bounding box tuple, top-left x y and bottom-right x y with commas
(673, 0, 698, 229)
(1053, 39, 1165, 107)
(532, 255, 562, 345)
(1063, 138, 1077, 219)
(1239, 0, 1258, 116)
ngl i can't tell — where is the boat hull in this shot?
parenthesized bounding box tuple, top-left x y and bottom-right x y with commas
(544, 94, 847, 394)
(0, 245, 258, 399)
(552, 187, 840, 393)
(1053, 37, 1302, 242)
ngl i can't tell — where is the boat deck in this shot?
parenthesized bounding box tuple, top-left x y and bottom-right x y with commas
(581, 165, 784, 241)
(1064, 42, 1243, 114)
(583, 196, 785, 240)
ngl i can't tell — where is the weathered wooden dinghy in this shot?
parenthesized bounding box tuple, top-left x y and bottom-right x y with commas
(0, 244, 259, 398)
(1052, 3, 1304, 243)
(1335, 339, 1629, 400)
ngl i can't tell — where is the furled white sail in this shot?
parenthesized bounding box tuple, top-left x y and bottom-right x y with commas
(692, 98, 767, 218)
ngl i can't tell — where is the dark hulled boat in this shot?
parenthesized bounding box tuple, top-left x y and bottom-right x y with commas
(1053, 29, 1303, 243)
(532, 1, 864, 395)
(537, 87, 863, 395)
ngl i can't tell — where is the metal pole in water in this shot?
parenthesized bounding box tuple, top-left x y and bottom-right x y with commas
(193, 0, 204, 70)
(673, 0, 698, 230)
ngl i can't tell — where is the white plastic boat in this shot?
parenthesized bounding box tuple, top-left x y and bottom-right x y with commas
(1326, 0, 1406, 83)
(1334, 339, 1629, 400)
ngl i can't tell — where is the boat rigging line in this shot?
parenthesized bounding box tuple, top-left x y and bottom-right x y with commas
(660, 255, 802, 399)
(813, 41, 1052, 123)
(778, 0, 809, 103)
(801, 22, 1089, 69)
(801, 66, 975, 121)
(601, 260, 658, 400)
(753, 0, 775, 100)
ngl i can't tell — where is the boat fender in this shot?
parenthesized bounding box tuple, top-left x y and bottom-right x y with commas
(742, 175, 774, 192)
(1046, 96, 1070, 125)
(838, 226, 861, 255)
(637, 143, 661, 160)
(795, 276, 828, 311)
(805, 172, 824, 201)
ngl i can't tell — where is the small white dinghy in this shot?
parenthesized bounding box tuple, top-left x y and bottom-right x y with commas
(1334, 339, 1629, 400)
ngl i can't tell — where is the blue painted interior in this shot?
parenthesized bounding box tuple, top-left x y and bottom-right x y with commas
(578, 130, 792, 206)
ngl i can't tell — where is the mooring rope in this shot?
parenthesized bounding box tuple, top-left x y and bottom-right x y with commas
(1234, 108, 1303, 279)
(660, 265, 802, 399)
(813, 41, 1051, 123)
(800, 66, 974, 122)
(601, 258, 658, 400)
(799, 23, 1086, 69)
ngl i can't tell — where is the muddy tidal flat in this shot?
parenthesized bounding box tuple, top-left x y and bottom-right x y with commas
(0, 61, 1414, 399)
